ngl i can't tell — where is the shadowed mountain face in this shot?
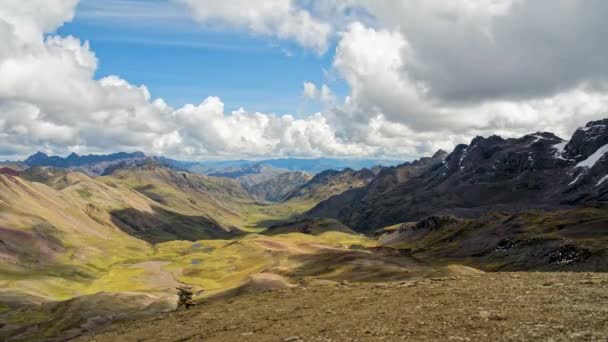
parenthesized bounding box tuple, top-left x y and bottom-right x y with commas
(379, 203, 608, 272)
(110, 206, 242, 243)
(263, 218, 356, 236)
(308, 119, 608, 234)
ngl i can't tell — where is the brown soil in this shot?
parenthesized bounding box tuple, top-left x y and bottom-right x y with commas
(77, 271, 608, 342)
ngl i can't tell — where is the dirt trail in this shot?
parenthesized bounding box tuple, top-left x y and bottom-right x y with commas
(78, 272, 608, 342)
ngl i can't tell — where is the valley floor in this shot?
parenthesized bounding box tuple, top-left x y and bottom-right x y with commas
(78, 272, 608, 342)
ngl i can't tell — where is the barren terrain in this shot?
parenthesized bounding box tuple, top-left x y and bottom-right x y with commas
(78, 271, 608, 342)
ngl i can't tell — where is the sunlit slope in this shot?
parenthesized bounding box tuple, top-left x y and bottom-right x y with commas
(1, 215, 417, 342)
(101, 165, 273, 231)
(0, 166, 414, 342)
(0, 168, 379, 301)
(0, 173, 154, 300)
(0, 168, 251, 301)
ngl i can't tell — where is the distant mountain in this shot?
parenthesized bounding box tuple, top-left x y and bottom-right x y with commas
(100, 157, 189, 176)
(248, 171, 312, 202)
(163, 157, 403, 175)
(208, 163, 287, 186)
(309, 119, 608, 234)
(259, 158, 403, 174)
(205, 163, 314, 202)
(285, 167, 376, 203)
(24, 151, 146, 169)
(21, 152, 403, 178)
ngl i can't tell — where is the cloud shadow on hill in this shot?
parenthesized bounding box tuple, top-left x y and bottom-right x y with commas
(110, 206, 243, 244)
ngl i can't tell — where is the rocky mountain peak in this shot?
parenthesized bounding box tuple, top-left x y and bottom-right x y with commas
(308, 118, 608, 233)
(100, 157, 177, 175)
(24, 151, 49, 165)
(565, 119, 608, 162)
(432, 149, 448, 161)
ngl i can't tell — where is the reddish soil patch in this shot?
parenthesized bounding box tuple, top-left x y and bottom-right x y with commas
(0, 167, 19, 177)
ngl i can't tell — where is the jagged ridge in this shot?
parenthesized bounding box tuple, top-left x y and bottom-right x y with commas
(308, 119, 608, 234)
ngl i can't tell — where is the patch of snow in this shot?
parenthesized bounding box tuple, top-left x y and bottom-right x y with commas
(597, 175, 608, 187)
(552, 141, 567, 153)
(552, 141, 571, 161)
(530, 134, 548, 143)
(576, 144, 608, 168)
(581, 124, 605, 132)
(569, 173, 583, 186)
(459, 148, 468, 171)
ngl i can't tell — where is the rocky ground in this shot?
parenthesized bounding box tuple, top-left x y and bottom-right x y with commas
(78, 271, 608, 342)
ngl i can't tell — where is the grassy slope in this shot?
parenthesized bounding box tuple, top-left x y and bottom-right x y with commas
(101, 168, 251, 227)
(6, 167, 608, 341)
(0, 170, 385, 337)
(0, 168, 321, 301)
(0, 167, 425, 341)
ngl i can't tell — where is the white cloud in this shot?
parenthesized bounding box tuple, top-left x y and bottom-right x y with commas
(0, 0, 78, 43)
(349, 0, 608, 103)
(320, 85, 334, 103)
(2, 1, 608, 160)
(168, 97, 374, 157)
(302, 82, 317, 99)
(302, 82, 335, 104)
(325, 17, 608, 156)
(0, 1, 377, 160)
(299, 1, 608, 157)
(174, 0, 332, 53)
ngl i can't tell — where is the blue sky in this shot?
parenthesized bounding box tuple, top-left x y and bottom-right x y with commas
(57, 0, 345, 115)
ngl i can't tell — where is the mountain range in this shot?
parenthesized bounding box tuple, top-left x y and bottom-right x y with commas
(1, 118, 608, 341)
(19, 151, 402, 176)
(24, 151, 146, 169)
(309, 119, 608, 233)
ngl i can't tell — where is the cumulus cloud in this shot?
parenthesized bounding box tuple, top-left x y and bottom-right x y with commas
(321, 1, 608, 155)
(168, 97, 373, 157)
(353, 0, 608, 103)
(174, 0, 332, 53)
(302, 82, 317, 99)
(0, 0, 374, 159)
(302, 82, 334, 104)
(2, 0, 608, 160)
